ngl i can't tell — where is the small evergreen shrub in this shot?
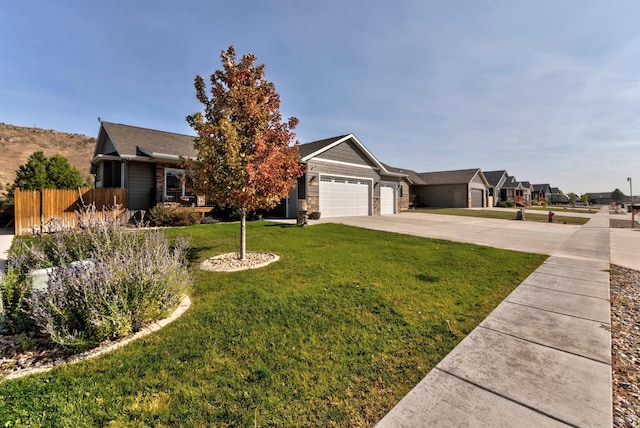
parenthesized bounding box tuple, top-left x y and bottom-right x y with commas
(497, 201, 515, 208)
(532, 200, 541, 206)
(200, 215, 218, 225)
(147, 205, 201, 227)
(309, 211, 321, 220)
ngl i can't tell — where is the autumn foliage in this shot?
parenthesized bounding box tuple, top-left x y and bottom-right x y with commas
(185, 46, 304, 258)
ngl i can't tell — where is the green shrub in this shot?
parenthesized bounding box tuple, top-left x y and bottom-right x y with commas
(309, 211, 321, 220)
(532, 200, 541, 206)
(147, 205, 201, 227)
(200, 215, 218, 224)
(497, 201, 515, 208)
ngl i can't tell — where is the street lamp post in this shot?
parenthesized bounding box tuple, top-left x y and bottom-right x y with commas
(628, 177, 634, 228)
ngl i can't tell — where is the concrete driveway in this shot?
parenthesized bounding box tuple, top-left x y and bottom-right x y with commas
(317, 211, 581, 255)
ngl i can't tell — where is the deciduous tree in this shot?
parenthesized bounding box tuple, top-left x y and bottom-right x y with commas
(185, 46, 304, 260)
(611, 188, 625, 203)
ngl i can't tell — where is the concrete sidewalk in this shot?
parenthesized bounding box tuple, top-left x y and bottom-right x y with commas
(376, 208, 612, 427)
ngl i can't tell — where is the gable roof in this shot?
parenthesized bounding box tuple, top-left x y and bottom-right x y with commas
(483, 170, 509, 187)
(502, 176, 522, 189)
(532, 183, 551, 192)
(298, 134, 406, 177)
(95, 122, 197, 161)
(415, 168, 488, 186)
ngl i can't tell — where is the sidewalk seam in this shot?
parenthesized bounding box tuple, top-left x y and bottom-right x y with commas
(477, 325, 610, 365)
(434, 367, 580, 428)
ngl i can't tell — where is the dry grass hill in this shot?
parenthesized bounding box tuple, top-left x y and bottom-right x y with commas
(0, 123, 95, 190)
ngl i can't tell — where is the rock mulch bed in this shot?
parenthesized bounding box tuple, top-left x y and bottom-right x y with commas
(200, 252, 279, 272)
(611, 265, 640, 426)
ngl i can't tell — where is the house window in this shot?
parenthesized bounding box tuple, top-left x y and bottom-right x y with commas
(398, 184, 403, 197)
(165, 168, 186, 200)
(297, 175, 307, 199)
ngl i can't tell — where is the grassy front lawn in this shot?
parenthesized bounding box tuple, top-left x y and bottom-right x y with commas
(407, 207, 589, 224)
(0, 222, 545, 426)
(525, 205, 598, 214)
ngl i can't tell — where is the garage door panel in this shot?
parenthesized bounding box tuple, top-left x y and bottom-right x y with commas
(380, 186, 394, 215)
(320, 177, 370, 218)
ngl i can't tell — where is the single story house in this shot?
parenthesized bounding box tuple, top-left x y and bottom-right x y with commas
(408, 168, 490, 208)
(91, 122, 408, 218)
(91, 121, 197, 211)
(532, 184, 551, 204)
(484, 170, 509, 206)
(548, 187, 569, 204)
(277, 134, 408, 218)
(500, 176, 524, 206)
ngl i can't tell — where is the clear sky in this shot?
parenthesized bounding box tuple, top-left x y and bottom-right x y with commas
(1, 1, 638, 194)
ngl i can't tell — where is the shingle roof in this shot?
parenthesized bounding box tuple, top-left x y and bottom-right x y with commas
(532, 183, 550, 192)
(381, 163, 421, 183)
(297, 135, 349, 158)
(502, 176, 521, 189)
(101, 122, 197, 158)
(483, 170, 508, 187)
(416, 168, 483, 185)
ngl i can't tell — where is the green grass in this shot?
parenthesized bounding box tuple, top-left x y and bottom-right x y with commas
(407, 207, 589, 225)
(526, 205, 597, 214)
(0, 222, 546, 427)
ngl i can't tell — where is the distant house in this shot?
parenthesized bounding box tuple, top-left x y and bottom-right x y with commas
(408, 168, 489, 208)
(484, 170, 510, 206)
(91, 122, 197, 211)
(532, 184, 551, 204)
(520, 181, 533, 205)
(587, 192, 619, 205)
(500, 176, 524, 206)
(548, 187, 569, 204)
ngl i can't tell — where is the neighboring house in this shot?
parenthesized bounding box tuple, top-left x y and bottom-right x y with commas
(278, 134, 408, 218)
(409, 168, 489, 208)
(587, 192, 619, 205)
(484, 170, 509, 206)
(91, 122, 197, 211)
(548, 187, 569, 204)
(500, 176, 525, 206)
(520, 181, 533, 205)
(532, 184, 551, 204)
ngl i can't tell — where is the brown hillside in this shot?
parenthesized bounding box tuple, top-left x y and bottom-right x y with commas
(0, 123, 96, 189)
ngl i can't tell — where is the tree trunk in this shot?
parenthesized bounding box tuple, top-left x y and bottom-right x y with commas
(239, 208, 246, 260)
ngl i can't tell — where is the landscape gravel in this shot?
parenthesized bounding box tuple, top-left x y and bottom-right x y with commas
(611, 264, 640, 427)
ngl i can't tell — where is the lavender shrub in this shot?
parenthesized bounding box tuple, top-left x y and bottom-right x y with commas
(2, 209, 192, 350)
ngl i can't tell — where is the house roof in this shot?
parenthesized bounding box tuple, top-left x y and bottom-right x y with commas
(483, 170, 508, 187)
(415, 168, 487, 186)
(298, 134, 407, 177)
(532, 183, 551, 192)
(550, 187, 561, 194)
(298, 135, 350, 159)
(502, 176, 522, 189)
(97, 122, 197, 160)
(520, 181, 532, 189)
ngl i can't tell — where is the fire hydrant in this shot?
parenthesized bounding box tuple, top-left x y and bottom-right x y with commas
(548, 211, 555, 223)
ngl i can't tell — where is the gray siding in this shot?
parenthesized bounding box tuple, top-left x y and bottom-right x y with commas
(414, 184, 468, 208)
(316, 140, 377, 167)
(126, 162, 155, 210)
(471, 173, 484, 185)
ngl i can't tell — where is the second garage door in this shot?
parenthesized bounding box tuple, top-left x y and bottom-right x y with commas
(319, 176, 370, 217)
(470, 189, 484, 208)
(380, 186, 395, 215)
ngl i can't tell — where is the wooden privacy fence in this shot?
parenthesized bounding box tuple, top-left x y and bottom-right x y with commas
(14, 188, 127, 235)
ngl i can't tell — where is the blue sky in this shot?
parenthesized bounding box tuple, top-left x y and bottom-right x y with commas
(1, 1, 639, 194)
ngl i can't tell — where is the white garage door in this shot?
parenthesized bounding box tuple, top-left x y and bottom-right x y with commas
(319, 177, 370, 217)
(380, 186, 395, 215)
